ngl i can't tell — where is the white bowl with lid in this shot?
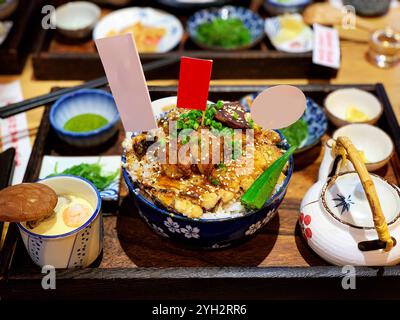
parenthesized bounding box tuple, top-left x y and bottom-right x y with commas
(17, 175, 103, 268)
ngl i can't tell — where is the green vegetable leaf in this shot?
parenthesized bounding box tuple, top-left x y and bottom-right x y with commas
(196, 18, 252, 49)
(47, 163, 119, 191)
(240, 146, 296, 209)
(280, 118, 308, 148)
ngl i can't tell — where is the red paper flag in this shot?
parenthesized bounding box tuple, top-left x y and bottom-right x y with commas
(177, 57, 213, 111)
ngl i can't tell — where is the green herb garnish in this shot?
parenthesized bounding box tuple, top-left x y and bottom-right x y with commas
(210, 177, 220, 186)
(196, 18, 252, 49)
(218, 163, 226, 170)
(216, 100, 224, 109)
(241, 146, 296, 209)
(280, 118, 308, 148)
(48, 162, 119, 191)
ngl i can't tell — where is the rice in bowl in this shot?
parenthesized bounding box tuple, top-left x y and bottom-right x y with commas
(122, 100, 290, 220)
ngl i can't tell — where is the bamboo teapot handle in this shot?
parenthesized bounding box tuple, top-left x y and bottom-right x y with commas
(333, 136, 394, 251)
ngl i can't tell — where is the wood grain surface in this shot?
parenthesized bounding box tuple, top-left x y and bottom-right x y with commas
(3, 84, 399, 276)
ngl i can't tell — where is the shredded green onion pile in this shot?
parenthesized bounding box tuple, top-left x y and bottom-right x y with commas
(48, 162, 119, 191)
(196, 18, 252, 49)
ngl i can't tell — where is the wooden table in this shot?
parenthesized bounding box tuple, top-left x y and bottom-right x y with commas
(1, 7, 400, 299)
(0, 7, 400, 148)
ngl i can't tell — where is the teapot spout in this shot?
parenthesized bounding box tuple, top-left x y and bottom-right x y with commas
(318, 139, 335, 180)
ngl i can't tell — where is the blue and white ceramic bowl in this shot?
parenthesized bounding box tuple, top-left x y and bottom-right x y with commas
(17, 175, 103, 268)
(122, 131, 293, 249)
(50, 89, 120, 148)
(240, 93, 327, 153)
(187, 6, 265, 50)
(264, 0, 312, 16)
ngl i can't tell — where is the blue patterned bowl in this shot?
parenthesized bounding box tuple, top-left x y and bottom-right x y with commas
(50, 89, 120, 148)
(187, 6, 265, 50)
(264, 0, 312, 16)
(122, 132, 293, 249)
(241, 93, 327, 153)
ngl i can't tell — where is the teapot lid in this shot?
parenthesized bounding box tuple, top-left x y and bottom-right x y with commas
(322, 172, 400, 229)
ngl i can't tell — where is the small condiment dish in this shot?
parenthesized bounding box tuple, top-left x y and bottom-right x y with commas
(324, 88, 383, 127)
(333, 124, 394, 171)
(187, 6, 265, 51)
(17, 175, 103, 268)
(52, 1, 101, 39)
(50, 89, 120, 148)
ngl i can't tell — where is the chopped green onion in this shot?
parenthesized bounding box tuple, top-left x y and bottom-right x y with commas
(232, 112, 238, 120)
(240, 146, 296, 209)
(218, 163, 226, 170)
(248, 118, 254, 129)
(210, 177, 220, 186)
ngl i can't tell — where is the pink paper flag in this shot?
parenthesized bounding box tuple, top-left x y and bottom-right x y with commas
(95, 34, 157, 132)
(251, 85, 306, 130)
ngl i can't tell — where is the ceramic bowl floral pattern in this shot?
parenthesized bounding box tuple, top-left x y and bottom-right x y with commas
(122, 133, 293, 249)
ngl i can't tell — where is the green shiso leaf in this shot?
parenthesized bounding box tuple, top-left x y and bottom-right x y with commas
(280, 118, 308, 148)
(240, 146, 296, 210)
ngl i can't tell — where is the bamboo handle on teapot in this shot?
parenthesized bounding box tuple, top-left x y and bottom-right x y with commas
(334, 136, 394, 251)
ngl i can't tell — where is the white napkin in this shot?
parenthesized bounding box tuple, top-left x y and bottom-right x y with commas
(0, 81, 32, 184)
(0, 21, 13, 46)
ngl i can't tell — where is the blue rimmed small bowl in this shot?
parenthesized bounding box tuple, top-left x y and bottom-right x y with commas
(264, 0, 312, 16)
(50, 89, 120, 148)
(240, 93, 327, 153)
(17, 175, 103, 268)
(187, 6, 265, 51)
(122, 130, 293, 249)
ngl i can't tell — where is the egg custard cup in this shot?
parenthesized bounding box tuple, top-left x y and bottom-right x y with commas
(17, 175, 103, 268)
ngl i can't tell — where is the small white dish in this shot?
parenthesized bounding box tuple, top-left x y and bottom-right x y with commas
(324, 88, 383, 127)
(52, 1, 101, 39)
(39, 155, 121, 201)
(93, 7, 183, 53)
(265, 13, 313, 53)
(333, 124, 394, 171)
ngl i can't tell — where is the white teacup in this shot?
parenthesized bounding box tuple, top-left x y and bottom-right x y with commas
(17, 175, 103, 268)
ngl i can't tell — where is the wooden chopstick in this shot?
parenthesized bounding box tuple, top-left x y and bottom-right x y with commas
(0, 57, 180, 119)
(0, 148, 16, 251)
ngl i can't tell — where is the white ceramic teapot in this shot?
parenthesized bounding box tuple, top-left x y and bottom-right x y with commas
(300, 136, 400, 266)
